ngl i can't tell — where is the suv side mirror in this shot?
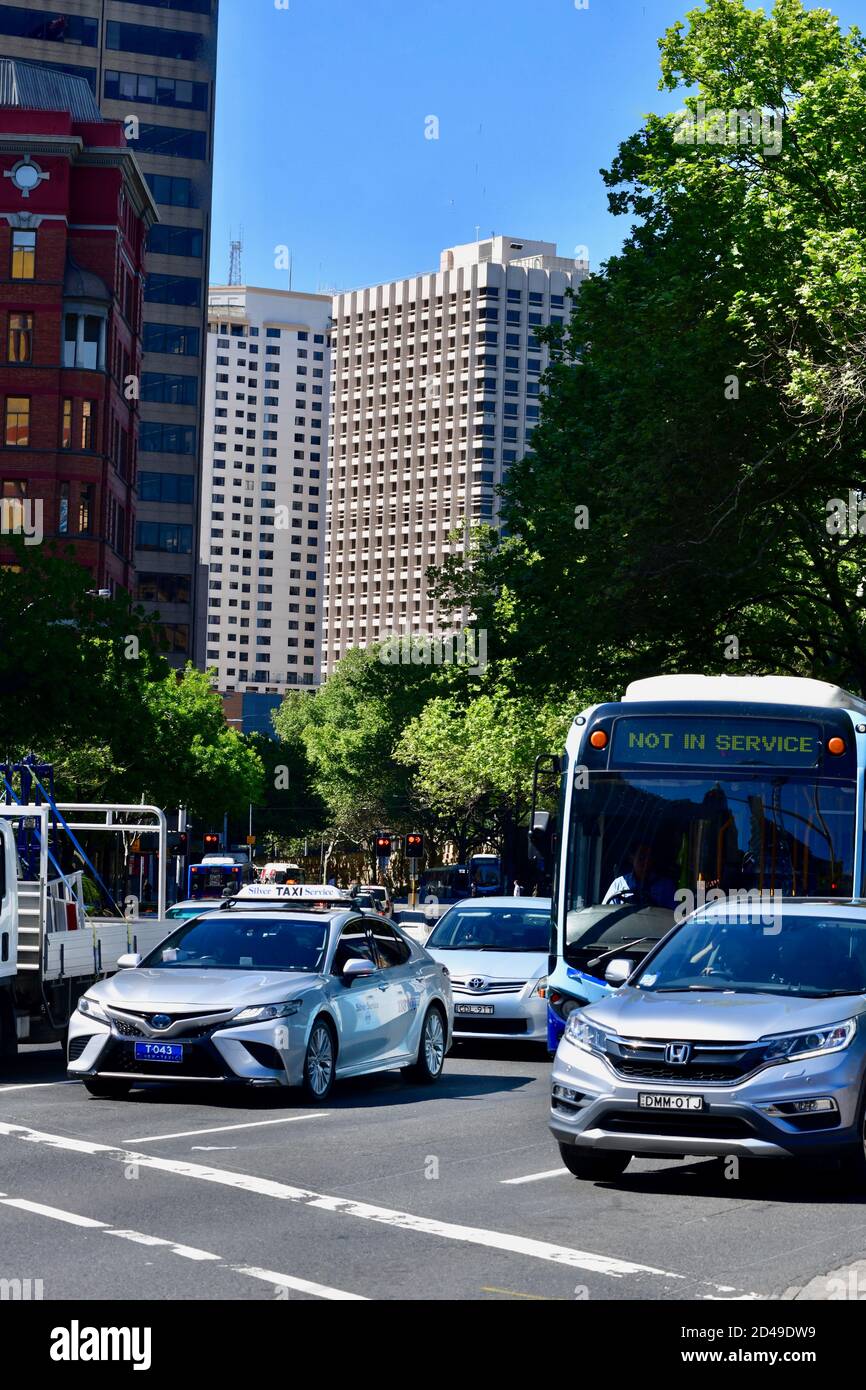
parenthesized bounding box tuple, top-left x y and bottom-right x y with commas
(342, 957, 376, 981)
(605, 958, 633, 988)
(116, 953, 142, 970)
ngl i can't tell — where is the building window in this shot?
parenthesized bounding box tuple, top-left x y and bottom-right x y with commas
(141, 372, 197, 406)
(78, 484, 93, 535)
(141, 322, 200, 356)
(0, 6, 97, 45)
(7, 312, 32, 362)
(139, 423, 196, 454)
(144, 273, 201, 307)
(135, 124, 207, 160)
(57, 481, 70, 534)
(136, 522, 193, 554)
(10, 230, 36, 280)
(136, 572, 191, 605)
(105, 21, 204, 62)
(61, 398, 72, 449)
(80, 401, 95, 450)
(4, 396, 29, 446)
(147, 225, 204, 259)
(138, 471, 194, 504)
(159, 623, 190, 655)
(104, 68, 209, 111)
(145, 173, 195, 208)
(63, 313, 104, 370)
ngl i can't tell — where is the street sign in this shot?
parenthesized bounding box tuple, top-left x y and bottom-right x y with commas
(246, 834, 256, 845)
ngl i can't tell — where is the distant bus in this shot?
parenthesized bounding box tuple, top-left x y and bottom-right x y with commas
(469, 853, 502, 896)
(187, 855, 254, 900)
(419, 865, 470, 905)
(258, 862, 304, 885)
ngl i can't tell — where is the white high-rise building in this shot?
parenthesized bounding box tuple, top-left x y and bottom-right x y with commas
(324, 237, 587, 672)
(201, 286, 331, 693)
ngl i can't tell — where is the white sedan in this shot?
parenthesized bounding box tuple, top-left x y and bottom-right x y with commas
(68, 885, 452, 1102)
(425, 897, 551, 1044)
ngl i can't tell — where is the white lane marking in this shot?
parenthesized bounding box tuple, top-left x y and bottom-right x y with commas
(123, 1113, 330, 1144)
(1, 1188, 364, 1298)
(0, 1196, 106, 1228)
(0, 1081, 79, 1093)
(502, 1167, 568, 1185)
(232, 1265, 368, 1301)
(0, 1120, 688, 1283)
(106, 1230, 219, 1261)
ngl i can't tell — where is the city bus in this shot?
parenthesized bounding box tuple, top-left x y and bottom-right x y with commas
(533, 675, 865, 1049)
(469, 853, 502, 896)
(419, 865, 470, 905)
(187, 854, 255, 900)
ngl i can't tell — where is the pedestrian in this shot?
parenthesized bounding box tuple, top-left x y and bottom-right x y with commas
(513, 879, 523, 896)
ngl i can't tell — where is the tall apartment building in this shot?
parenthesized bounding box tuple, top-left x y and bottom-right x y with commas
(324, 236, 586, 673)
(0, 61, 155, 589)
(201, 286, 331, 695)
(0, 0, 220, 664)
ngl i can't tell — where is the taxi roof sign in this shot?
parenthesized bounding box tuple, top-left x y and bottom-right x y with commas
(230, 883, 355, 906)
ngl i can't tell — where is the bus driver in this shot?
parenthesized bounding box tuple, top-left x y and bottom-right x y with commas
(603, 843, 677, 910)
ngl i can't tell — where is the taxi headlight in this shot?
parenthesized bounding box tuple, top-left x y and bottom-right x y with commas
(77, 995, 109, 1023)
(232, 1000, 304, 1024)
(761, 1018, 856, 1064)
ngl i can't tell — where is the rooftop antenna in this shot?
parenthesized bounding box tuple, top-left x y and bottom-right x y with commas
(228, 227, 243, 286)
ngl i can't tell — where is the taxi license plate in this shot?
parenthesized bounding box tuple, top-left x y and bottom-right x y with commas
(134, 1042, 183, 1063)
(638, 1093, 703, 1111)
(455, 1004, 494, 1016)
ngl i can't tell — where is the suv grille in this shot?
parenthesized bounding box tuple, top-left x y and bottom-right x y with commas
(606, 1038, 760, 1085)
(600, 1110, 755, 1140)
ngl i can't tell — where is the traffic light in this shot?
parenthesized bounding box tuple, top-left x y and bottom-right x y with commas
(203, 832, 221, 853)
(405, 832, 424, 858)
(375, 832, 392, 858)
(167, 831, 188, 856)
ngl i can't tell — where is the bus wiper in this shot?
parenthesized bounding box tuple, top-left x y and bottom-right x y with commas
(587, 937, 655, 970)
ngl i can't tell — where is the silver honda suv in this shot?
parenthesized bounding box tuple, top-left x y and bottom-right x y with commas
(550, 899, 866, 1182)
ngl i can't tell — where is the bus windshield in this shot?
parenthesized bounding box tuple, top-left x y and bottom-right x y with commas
(563, 772, 856, 977)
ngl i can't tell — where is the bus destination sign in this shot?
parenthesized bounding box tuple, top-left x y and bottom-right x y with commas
(609, 717, 823, 768)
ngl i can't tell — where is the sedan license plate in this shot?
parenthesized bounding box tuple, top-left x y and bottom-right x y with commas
(455, 1003, 494, 1016)
(134, 1042, 183, 1063)
(638, 1092, 704, 1111)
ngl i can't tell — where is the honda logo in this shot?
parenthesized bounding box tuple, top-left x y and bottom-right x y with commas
(665, 1042, 692, 1065)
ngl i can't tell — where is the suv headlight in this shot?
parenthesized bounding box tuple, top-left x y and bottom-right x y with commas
(564, 1012, 611, 1056)
(77, 995, 109, 1023)
(232, 1000, 304, 1023)
(761, 1018, 857, 1064)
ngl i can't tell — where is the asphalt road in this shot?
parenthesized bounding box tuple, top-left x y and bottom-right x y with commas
(1, 1040, 864, 1302)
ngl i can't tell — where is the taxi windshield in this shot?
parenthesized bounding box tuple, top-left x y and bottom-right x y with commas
(142, 915, 330, 972)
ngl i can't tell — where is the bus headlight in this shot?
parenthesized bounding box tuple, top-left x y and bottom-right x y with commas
(564, 1013, 610, 1056)
(761, 1019, 856, 1065)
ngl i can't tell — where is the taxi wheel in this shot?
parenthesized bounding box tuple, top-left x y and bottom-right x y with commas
(83, 1078, 132, 1099)
(302, 1018, 336, 1103)
(403, 1005, 446, 1084)
(559, 1142, 631, 1181)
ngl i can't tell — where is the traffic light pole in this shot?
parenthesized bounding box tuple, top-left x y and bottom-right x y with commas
(409, 857, 417, 908)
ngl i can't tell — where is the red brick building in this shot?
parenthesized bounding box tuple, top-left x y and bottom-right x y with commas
(0, 59, 157, 593)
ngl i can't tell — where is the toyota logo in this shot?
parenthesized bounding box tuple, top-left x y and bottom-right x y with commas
(665, 1042, 692, 1065)
(468, 977, 486, 992)
(150, 1014, 172, 1030)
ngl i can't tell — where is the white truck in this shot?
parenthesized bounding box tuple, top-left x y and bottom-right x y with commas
(0, 802, 174, 1062)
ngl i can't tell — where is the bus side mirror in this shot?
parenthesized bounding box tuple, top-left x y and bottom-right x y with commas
(529, 810, 554, 856)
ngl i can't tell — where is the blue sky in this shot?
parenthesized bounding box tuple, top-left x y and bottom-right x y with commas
(211, 0, 862, 294)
